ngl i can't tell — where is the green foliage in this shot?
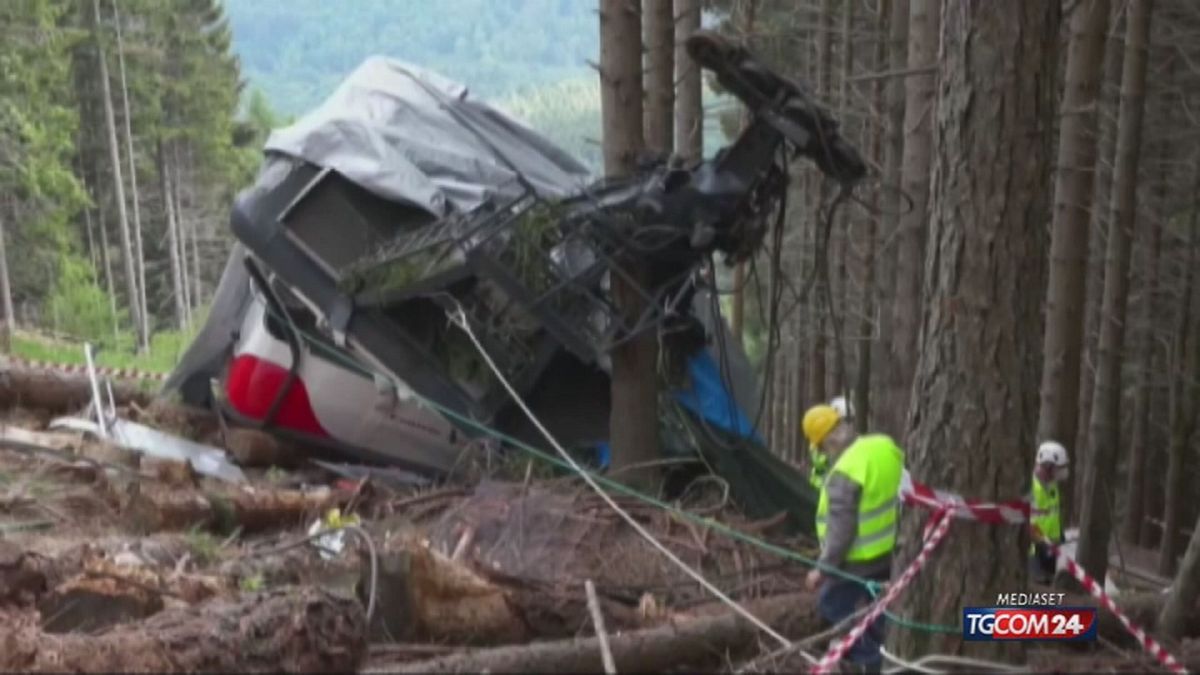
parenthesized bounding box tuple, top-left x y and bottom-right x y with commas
(46, 256, 122, 340)
(12, 312, 204, 374)
(499, 76, 602, 172)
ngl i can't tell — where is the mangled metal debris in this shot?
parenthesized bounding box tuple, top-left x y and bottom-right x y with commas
(48, 343, 247, 484)
(162, 32, 866, 534)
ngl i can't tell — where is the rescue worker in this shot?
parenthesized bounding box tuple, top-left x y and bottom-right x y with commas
(1030, 440, 1068, 584)
(802, 404, 904, 672)
(806, 396, 850, 489)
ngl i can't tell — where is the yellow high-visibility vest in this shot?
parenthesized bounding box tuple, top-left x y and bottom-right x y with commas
(1031, 476, 1061, 544)
(816, 434, 904, 562)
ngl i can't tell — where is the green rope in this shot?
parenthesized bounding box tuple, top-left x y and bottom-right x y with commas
(262, 304, 959, 634)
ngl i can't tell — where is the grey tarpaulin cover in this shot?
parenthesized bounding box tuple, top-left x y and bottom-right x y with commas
(262, 56, 592, 215)
(163, 57, 593, 404)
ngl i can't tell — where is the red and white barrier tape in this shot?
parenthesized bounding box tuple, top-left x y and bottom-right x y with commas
(812, 508, 954, 674)
(1042, 533, 1186, 674)
(3, 356, 167, 382)
(900, 472, 1185, 674)
(901, 470, 1029, 525)
(811, 471, 1185, 674)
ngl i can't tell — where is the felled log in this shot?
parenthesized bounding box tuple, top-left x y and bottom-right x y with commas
(380, 591, 819, 674)
(0, 587, 367, 673)
(123, 481, 347, 534)
(0, 367, 152, 414)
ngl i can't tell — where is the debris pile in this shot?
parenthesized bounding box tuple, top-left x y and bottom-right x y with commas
(3, 365, 1200, 673)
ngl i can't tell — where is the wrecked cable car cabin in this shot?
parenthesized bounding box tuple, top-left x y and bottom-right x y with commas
(165, 35, 866, 534)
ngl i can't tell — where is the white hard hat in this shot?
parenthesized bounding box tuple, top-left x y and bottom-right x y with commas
(830, 395, 852, 419)
(1037, 440, 1069, 467)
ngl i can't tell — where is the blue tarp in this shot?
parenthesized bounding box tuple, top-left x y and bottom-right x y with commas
(592, 350, 762, 470)
(673, 350, 764, 444)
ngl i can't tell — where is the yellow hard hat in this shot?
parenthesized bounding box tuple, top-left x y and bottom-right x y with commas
(802, 404, 841, 449)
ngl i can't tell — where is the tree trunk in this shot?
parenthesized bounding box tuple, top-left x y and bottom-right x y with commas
(600, 0, 656, 485)
(122, 481, 350, 534)
(1035, 0, 1110, 529)
(92, 0, 144, 347)
(854, 0, 889, 429)
(673, 0, 702, 164)
(1076, 3, 1124, 520)
(0, 209, 15, 353)
(0, 587, 366, 673)
(97, 201, 120, 340)
(727, 0, 756, 348)
(0, 367, 152, 414)
(887, 0, 1059, 661)
(1157, 181, 1199, 577)
(111, 0, 149, 351)
(828, 0, 854, 404)
(384, 592, 820, 674)
(1077, 0, 1153, 586)
(885, 0, 937, 437)
(808, 0, 834, 407)
(158, 141, 187, 330)
(1124, 141, 1168, 546)
(171, 143, 193, 325)
(643, 0, 673, 157)
(1160, 510, 1200, 639)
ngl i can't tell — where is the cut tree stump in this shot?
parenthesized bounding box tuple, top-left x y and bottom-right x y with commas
(362, 531, 530, 645)
(378, 591, 820, 673)
(123, 481, 347, 534)
(0, 367, 152, 413)
(0, 587, 367, 672)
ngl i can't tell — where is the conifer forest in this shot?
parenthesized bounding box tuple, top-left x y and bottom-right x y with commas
(1, 1, 1200, 672)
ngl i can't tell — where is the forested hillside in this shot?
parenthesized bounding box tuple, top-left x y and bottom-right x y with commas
(0, 0, 260, 359)
(223, 0, 599, 116)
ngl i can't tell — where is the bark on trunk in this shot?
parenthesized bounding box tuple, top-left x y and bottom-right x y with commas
(1157, 186, 1199, 577)
(827, 0, 854, 403)
(1076, 2, 1124, 520)
(0, 587, 366, 673)
(673, 0, 702, 163)
(868, 0, 907, 431)
(808, 0, 834, 407)
(887, 0, 1059, 661)
(1035, 0, 1110, 508)
(601, 0, 657, 486)
(854, 0, 889, 428)
(383, 592, 819, 674)
(111, 0, 149, 350)
(643, 0, 673, 157)
(885, 0, 937, 437)
(1124, 148, 1168, 545)
(92, 0, 144, 347)
(1077, 0, 1154, 585)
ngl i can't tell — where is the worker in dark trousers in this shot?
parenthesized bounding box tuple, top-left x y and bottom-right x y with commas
(1030, 441, 1068, 584)
(802, 404, 904, 673)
